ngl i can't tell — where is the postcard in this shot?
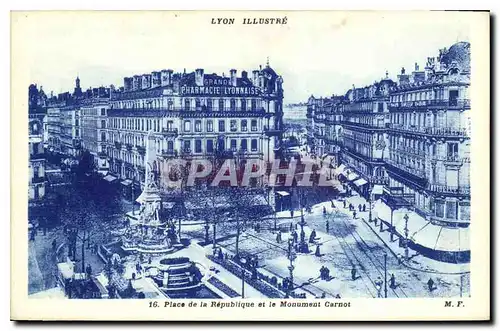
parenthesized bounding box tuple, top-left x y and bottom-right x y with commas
(11, 10, 490, 321)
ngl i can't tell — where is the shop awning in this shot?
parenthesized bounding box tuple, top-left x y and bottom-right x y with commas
(334, 164, 346, 175)
(347, 172, 359, 181)
(103, 174, 118, 182)
(276, 191, 290, 197)
(353, 178, 368, 187)
(121, 179, 133, 186)
(372, 184, 384, 195)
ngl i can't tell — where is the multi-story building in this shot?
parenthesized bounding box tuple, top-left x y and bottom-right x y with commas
(80, 90, 110, 172)
(340, 76, 395, 196)
(106, 63, 284, 191)
(307, 41, 471, 263)
(29, 117, 46, 200)
(386, 42, 470, 226)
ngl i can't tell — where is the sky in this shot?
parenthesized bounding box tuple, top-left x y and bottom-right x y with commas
(13, 11, 476, 104)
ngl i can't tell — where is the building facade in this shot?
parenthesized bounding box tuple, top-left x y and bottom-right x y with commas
(106, 64, 284, 190)
(308, 42, 471, 263)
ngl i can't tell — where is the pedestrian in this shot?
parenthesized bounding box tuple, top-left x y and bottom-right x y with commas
(351, 266, 357, 280)
(323, 206, 327, 216)
(52, 239, 57, 252)
(390, 274, 396, 289)
(290, 210, 294, 218)
(326, 220, 330, 232)
(353, 211, 357, 219)
(321, 292, 326, 298)
(319, 266, 325, 280)
(349, 203, 353, 211)
(363, 204, 366, 212)
(292, 230, 298, 243)
(85, 264, 92, 278)
(343, 200, 346, 208)
(276, 230, 282, 243)
(324, 267, 330, 280)
(331, 200, 335, 208)
(358, 204, 362, 212)
(148, 256, 152, 264)
(315, 244, 321, 257)
(427, 278, 435, 292)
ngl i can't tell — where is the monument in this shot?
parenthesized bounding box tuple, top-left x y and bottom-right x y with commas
(122, 131, 178, 254)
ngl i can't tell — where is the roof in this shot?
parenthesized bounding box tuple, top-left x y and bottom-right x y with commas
(440, 41, 471, 72)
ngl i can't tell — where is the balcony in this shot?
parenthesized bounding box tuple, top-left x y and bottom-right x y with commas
(161, 128, 178, 136)
(160, 149, 178, 157)
(389, 147, 425, 158)
(264, 126, 281, 137)
(114, 141, 122, 150)
(389, 99, 470, 109)
(30, 153, 45, 160)
(126, 143, 133, 151)
(386, 158, 426, 178)
(136, 145, 146, 155)
(426, 184, 470, 196)
(31, 176, 46, 184)
(387, 124, 468, 138)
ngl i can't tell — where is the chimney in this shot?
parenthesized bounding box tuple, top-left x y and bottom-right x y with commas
(151, 71, 161, 88)
(161, 70, 169, 86)
(252, 70, 259, 85)
(195, 68, 204, 86)
(141, 74, 151, 89)
(415, 62, 420, 71)
(230, 69, 237, 86)
(132, 75, 141, 90)
(241, 71, 248, 79)
(123, 77, 133, 91)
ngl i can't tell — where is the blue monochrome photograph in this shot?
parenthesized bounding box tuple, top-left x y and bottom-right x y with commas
(21, 11, 484, 307)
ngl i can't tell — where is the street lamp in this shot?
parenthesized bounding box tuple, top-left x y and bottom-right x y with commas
(384, 252, 388, 298)
(287, 238, 296, 298)
(240, 257, 247, 298)
(368, 184, 373, 223)
(403, 213, 409, 261)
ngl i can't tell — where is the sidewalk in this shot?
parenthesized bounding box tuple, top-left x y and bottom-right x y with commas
(337, 194, 470, 275)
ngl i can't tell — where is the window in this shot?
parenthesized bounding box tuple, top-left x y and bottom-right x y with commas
(447, 142, 458, 159)
(141, 119, 144, 131)
(251, 139, 258, 152)
(167, 141, 174, 151)
(241, 99, 247, 111)
(207, 120, 213, 132)
(207, 139, 214, 153)
(378, 103, 383, 112)
(217, 138, 225, 151)
(251, 99, 257, 111)
(230, 120, 237, 132)
(167, 120, 173, 131)
(101, 132, 106, 142)
(219, 99, 224, 111)
(230, 139, 237, 151)
(207, 99, 213, 111)
(100, 119, 106, 129)
(184, 120, 191, 132)
(101, 108, 106, 116)
(183, 140, 191, 152)
(184, 99, 191, 111)
(241, 120, 247, 131)
(251, 120, 258, 131)
(446, 201, 457, 220)
(241, 139, 247, 151)
(195, 139, 202, 153)
(195, 99, 201, 110)
(195, 120, 202, 132)
(435, 201, 445, 218)
(230, 99, 236, 111)
(218, 120, 225, 132)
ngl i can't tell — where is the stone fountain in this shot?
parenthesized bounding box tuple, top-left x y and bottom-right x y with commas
(122, 131, 178, 254)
